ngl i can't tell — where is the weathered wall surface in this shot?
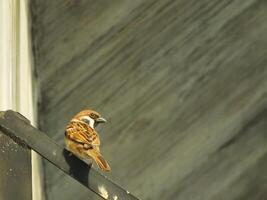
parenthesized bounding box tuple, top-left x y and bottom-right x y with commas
(31, 0, 267, 199)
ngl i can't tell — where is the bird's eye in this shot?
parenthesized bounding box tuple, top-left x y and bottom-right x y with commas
(89, 113, 98, 119)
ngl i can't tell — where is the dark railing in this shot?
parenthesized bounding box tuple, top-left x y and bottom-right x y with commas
(0, 110, 139, 200)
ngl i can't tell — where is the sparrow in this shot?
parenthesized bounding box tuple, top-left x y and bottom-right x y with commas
(65, 109, 111, 171)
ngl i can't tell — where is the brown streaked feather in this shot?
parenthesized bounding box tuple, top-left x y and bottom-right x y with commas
(66, 121, 100, 146)
(89, 150, 111, 171)
(65, 109, 111, 171)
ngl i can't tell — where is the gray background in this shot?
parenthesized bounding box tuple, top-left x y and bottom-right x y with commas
(30, 0, 267, 199)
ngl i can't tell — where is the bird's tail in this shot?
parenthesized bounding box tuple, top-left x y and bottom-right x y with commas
(90, 150, 111, 172)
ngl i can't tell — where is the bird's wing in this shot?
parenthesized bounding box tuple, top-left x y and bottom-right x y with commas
(89, 149, 111, 171)
(65, 121, 100, 146)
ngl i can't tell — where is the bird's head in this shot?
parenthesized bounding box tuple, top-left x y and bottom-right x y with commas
(73, 109, 107, 129)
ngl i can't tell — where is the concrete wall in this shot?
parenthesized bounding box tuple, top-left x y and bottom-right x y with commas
(31, 0, 267, 199)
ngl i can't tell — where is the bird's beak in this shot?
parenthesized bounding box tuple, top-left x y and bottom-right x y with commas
(95, 117, 107, 123)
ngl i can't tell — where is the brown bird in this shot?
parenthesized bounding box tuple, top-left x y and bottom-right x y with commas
(65, 109, 111, 171)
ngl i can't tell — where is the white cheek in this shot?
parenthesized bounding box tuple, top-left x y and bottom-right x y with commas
(89, 119, 95, 129)
(82, 116, 95, 128)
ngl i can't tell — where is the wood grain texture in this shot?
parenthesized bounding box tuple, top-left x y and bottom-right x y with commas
(30, 0, 267, 199)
